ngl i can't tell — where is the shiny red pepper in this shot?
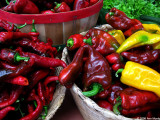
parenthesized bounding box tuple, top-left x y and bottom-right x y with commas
(14, 0, 39, 14)
(0, 106, 15, 120)
(84, 28, 120, 56)
(105, 8, 144, 37)
(73, 0, 90, 10)
(66, 34, 86, 50)
(97, 100, 113, 111)
(89, 0, 99, 6)
(121, 49, 160, 64)
(54, 2, 71, 13)
(59, 45, 112, 94)
(0, 61, 16, 70)
(113, 88, 160, 116)
(41, 9, 55, 14)
(0, 32, 32, 44)
(0, 19, 14, 32)
(1, 0, 15, 13)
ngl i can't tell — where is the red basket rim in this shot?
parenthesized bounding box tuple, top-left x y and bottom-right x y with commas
(0, 0, 103, 24)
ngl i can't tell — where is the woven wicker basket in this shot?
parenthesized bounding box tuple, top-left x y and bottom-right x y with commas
(61, 24, 135, 120)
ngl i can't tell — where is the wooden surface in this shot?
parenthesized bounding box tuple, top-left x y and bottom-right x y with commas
(52, 90, 84, 120)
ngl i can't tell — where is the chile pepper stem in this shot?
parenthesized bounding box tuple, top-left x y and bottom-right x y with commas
(67, 38, 74, 47)
(42, 106, 48, 119)
(82, 83, 103, 97)
(109, 12, 114, 16)
(113, 101, 121, 115)
(31, 19, 37, 32)
(16, 23, 27, 29)
(5, 0, 10, 5)
(14, 53, 30, 62)
(115, 68, 124, 77)
(54, 2, 61, 9)
(83, 37, 93, 46)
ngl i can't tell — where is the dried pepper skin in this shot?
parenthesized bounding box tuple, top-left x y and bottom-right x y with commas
(121, 49, 160, 64)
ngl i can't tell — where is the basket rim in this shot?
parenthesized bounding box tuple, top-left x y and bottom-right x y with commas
(0, 0, 103, 24)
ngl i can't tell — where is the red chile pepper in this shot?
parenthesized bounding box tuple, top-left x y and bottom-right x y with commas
(73, 0, 90, 10)
(27, 104, 34, 114)
(97, 100, 113, 111)
(0, 58, 34, 81)
(3, 76, 29, 86)
(0, 19, 14, 32)
(21, 52, 67, 68)
(121, 49, 160, 64)
(37, 82, 46, 106)
(0, 61, 16, 70)
(47, 82, 56, 104)
(1, 0, 15, 13)
(20, 91, 43, 120)
(54, 2, 71, 13)
(27, 69, 50, 91)
(84, 28, 120, 56)
(0, 106, 15, 120)
(66, 34, 86, 51)
(14, 0, 40, 14)
(0, 48, 29, 63)
(105, 8, 144, 37)
(111, 63, 124, 72)
(0, 32, 32, 44)
(89, 0, 99, 6)
(106, 53, 123, 64)
(41, 9, 55, 14)
(0, 85, 23, 109)
(94, 88, 110, 99)
(28, 20, 40, 42)
(113, 88, 160, 116)
(59, 45, 112, 97)
(15, 38, 57, 57)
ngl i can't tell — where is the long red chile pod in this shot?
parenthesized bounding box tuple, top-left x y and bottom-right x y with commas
(0, 106, 15, 120)
(0, 19, 14, 32)
(0, 86, 23, 109)
(37, 82, 46, 106)
(121, 49, 160, 64)
(0, 61, 16, 70)
(22, 52, 67, 68)
(4, 76, 29, 86)
(20, 93, 43, 120)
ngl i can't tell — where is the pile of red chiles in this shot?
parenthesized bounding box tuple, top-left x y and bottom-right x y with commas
(0, 19, 66, 120)
(0, 0, 99, 14)
(59, 8, 160, 119)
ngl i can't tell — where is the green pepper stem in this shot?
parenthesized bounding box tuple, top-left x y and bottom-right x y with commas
(6, 0, 10, 5)
(16, 23, 27, 29)
(54, 2, 61, 9)
(82, 83, 103, 97)
(109, 12, 114, 16)
(42, 106, 48, 119)
(83, 37, 93, 46)
(14, 53, 30, 62)
(113, 101, 121, 115)
(67, 38, 74, 47)
(115, 68, 124, 77)
(31, 19, 37, 32)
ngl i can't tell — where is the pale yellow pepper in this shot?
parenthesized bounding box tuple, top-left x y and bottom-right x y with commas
(142, 24, 160, 34)
(116, 61, 160, 97)
(116, 30, 160, 53)
(108, 30, 125, 44)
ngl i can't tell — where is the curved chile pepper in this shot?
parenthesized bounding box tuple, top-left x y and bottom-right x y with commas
(0, 61, 16, 70)
(4, 76, 29, 86)
(0, 85, 23, 109)
(21, 52, 67, 68)
(0, 106, 15, 120)
(14, 0, 39, 14)
(37, 82, 46, 106)
(121, 49, 160, 64)
(0, 49, 29, 63)
(0, 58, 34, 81)
(73, 0, 90, 10)
(59, 45, 112, 93)
(0, 19, 14, 32)
(20, 91, 43, 120)
(113, 88, 160, 115)
(84, 28, 120, 56)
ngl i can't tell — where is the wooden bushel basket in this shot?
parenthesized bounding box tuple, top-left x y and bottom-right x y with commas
(61, 24, 134, 120)
(0, 0, 103, 45)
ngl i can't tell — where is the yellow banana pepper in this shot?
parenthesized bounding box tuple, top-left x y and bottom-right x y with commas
(152, 41, 160, 49)
(116, 61, 160, 97)
(108, 30, 125, 44)
(116, 30, 160, 53)
(143, 24, 160, 34)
